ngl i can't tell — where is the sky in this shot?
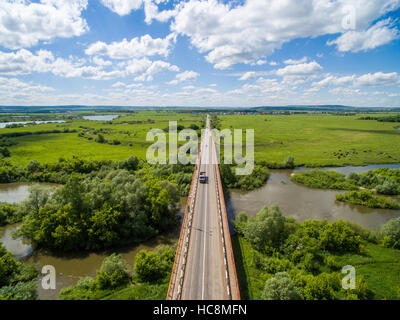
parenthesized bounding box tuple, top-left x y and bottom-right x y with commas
(0, 0, 400, 107)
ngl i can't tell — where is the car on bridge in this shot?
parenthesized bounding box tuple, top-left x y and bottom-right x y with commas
(199, 171, 208, 184)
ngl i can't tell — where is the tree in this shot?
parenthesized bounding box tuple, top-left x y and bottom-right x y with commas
(96, 134, 106, 143)
(134, 250, 163, 282)
(26, 160, 40, 173)
(262, 272, 301, 300)
(381, 217, 400, 249)
(244, 205, 285, 250)
(285, 156, 295, 169)
(96, 254, 129, 290)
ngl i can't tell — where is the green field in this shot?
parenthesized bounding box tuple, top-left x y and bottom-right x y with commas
(2, 111, 400, 167)
(218, 113, 400, 167)
(2, 111, 205, 166)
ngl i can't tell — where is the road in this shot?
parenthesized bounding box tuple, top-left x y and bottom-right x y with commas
(167, 115, 240, 300)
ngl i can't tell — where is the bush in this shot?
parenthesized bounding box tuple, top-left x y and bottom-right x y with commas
(262, 272, 301, 300)
(293, 272, 340, 300)
(319, 220, 362, 253)
(134, 246, 174, 283)
(243, 205, 285, 250)
(381, 217, 400, 249)
(336, 190, 400, 209)
(96, 254, 130, 290)
(291, 170, 357, 190)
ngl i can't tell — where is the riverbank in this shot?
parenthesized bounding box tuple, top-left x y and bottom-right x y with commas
(231, 207, 400, 300)
(227, 165, 400, 231)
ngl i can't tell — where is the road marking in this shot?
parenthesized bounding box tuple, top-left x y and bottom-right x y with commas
(201, 131, 209, 300)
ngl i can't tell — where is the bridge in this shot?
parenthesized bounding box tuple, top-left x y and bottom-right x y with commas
(167, 115, 240, 300)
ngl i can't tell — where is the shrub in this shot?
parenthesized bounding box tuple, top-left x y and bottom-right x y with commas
(261, 272, 301, 300)
(319, 220, 362, 253)
(381, 217, 400, 249)
(243, 205, 285, 250)
(96, 254, 130, 290)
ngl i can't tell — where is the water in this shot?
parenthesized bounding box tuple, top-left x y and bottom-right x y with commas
(82, 115, 119, 121)
(0, 182, 58, 204)
(0, 120, 66, 129)
(0, 223, 178, 300)
(227, 165, 400, 231)
(0, 182, 184, 300)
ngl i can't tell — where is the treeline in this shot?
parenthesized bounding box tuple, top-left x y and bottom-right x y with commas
(59, 246, 174, 300)
(358, 115, 400, 122)
(0, 128, 77, 138)
(0, 243, 37, 300)
(233, 205, 400, 300)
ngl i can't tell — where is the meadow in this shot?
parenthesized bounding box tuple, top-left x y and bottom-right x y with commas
(218, 113, 400, 167)
(1, 110, 205, 166)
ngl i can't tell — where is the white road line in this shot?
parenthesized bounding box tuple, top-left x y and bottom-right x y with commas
(201, 131, 208, 300)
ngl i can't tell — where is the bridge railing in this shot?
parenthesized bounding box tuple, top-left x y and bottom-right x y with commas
(212, 135, 241, 300)
(166, 142, 201, 300)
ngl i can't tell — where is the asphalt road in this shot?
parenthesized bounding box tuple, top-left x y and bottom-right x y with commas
(181, 124, 228, 300)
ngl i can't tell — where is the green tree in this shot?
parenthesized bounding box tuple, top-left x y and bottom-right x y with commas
(262, 272, 301, 300)
(244, 205, 285, 250)
(96, 254, 129, 290)
(381, 217, 400, 249)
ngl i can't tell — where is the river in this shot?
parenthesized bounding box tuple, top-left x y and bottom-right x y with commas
(1, 165, 400, 299)
(227, 164, 400, 230)
(0, 183, 182, 300)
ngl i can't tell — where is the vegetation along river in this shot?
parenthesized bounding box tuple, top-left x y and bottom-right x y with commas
(227, 164, 400, 231)
(1, 165, 400, 299)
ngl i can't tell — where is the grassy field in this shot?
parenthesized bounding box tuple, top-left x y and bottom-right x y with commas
(218, 113, 400, 167)
(232, 234, 400, 300)
(2, 111, 400, 167)
(2, 111, 205, 166)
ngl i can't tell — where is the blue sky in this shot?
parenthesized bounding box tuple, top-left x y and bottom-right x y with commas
(0, 0, 400, 107)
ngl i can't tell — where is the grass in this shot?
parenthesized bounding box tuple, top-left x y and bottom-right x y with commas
(218, 113, 400, 167)
(332, 242, 400, 299)
(3, 111, 205, 166)
(232, 234, 400, 300)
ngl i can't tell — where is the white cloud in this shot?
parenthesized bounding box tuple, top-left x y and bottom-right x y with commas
(100, 0, 143, 15)
(327, 19, 400, 53)
(171, 0, 400, 69)
(284, 57, 308, 65)
(355, 72, 400, 86)
(0, 49, 178, 81)
(313, 72, 400, 88)
(239, 71, 257, 81)
(0, 0, 88, 49)
(276, 61, 322, 77)
(144, 0, 177, 24)
(125, 58, 179, 81)
(85, 34, 175, 59)
(92, 56, 112, 66)
(167, 70, 199, 84)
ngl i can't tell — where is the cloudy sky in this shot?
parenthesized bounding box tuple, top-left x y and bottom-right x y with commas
(0, 0, 400, 107)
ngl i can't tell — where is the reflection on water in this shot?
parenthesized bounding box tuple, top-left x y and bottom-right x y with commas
(83, 115, 119, 121)
(0, 182, 58, 204)
(227, 166, 400, 231)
